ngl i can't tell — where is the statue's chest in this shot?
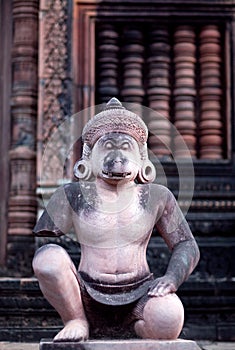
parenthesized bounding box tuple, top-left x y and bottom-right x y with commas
(85, 202, 142, 223)
(73, 204, 155, 247)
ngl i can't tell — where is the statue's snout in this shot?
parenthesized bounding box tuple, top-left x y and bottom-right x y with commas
(103, 150, 127, 169)
(102, 150, 130, 179)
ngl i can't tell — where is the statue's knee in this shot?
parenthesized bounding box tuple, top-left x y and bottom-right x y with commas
(134, 294, 184, 340)
(32, 244, 70, 277)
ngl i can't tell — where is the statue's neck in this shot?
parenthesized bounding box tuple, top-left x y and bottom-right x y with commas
(94, 177, 137, 210)
(96, 177, 136, 193)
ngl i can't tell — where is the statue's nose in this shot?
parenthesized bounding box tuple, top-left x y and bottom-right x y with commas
(114, 155, 122, 163)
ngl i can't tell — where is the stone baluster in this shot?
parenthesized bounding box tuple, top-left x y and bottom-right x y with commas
(173, 26, 197, 158)
(199, 25, 224, 159)
(97, 24, 119, 103)
(121, 28, 144, 104)
(146, 27, 171, 159)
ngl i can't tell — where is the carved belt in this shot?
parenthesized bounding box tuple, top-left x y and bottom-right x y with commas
(77, 271, 154, 306)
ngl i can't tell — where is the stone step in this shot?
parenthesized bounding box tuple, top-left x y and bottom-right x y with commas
(40, 339, 201, 350)
(0, 277, 235, 342)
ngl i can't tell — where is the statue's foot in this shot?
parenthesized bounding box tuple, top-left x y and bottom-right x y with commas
(53, 319, 89, 342)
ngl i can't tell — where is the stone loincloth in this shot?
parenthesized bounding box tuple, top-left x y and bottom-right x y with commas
(77, 271, 154, 332)
(78, 271, 154, 305)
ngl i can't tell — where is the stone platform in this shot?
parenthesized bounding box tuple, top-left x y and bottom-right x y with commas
(40, 339, 201, 350)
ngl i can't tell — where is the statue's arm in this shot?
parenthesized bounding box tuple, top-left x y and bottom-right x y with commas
(33, 183, 74, 237)
(148, 189, 200, 297)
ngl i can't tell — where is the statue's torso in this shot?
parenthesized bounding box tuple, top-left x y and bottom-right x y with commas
(36, 181, 171, 284)
(70, 182, 159, 283)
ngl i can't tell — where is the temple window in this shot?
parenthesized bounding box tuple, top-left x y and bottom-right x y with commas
(95, 23, 229, 161)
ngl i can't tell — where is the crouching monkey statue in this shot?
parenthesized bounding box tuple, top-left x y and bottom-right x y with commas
(33, 98, 200, 342)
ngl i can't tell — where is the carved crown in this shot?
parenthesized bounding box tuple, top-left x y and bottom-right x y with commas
(82, 98, 148, 147)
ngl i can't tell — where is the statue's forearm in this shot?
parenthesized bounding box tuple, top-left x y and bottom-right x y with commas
(165, 239, 200, 289)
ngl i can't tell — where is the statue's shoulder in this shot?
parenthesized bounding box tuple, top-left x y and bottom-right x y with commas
(148, 183, 176, 207)
(63, 181, 97, 212)
(63, 181, 82, 196)
(149, 183, 172, 196)
(62, 182, 83, 211)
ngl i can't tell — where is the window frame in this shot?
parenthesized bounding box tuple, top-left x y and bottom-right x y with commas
(73, 0, 235, 232)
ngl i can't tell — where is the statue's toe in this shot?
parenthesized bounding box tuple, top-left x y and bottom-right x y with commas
(53, 319, 89, 342)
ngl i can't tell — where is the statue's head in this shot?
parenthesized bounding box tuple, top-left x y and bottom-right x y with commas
(74, 98, 156, 184)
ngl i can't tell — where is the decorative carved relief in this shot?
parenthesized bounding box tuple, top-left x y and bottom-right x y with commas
(40, 0, 71, 141)
(38, 0, 72, 182)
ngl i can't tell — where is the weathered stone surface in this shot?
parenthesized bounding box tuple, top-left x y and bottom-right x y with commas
(40, 339, 201, 350)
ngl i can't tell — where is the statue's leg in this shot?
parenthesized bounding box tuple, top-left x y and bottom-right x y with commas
(134, 293, 184, 340)
(32, 243, 89, 342)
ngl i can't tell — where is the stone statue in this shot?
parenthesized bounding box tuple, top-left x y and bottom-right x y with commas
(33, 98, 200, 342)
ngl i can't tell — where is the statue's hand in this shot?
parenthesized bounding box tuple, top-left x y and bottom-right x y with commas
(148, 275, 177, 297)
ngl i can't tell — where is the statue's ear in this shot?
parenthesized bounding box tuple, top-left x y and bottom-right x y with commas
(73, 159, 93, 181)
(137, 160, 156, 184)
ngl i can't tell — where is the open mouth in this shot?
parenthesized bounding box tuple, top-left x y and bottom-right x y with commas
(102, 170, 131, 178)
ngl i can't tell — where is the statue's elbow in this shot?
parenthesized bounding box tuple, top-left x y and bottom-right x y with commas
(192, 240, 200, 268)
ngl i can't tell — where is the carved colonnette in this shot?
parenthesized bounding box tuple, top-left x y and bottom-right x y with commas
(6, 0, 39, 275)
(199, 25, 224, 159)
(121, 27, 145, 104)
(147, 27, 171, 159)
(173, 26, 197, 159)
(96, 24, 119, 103)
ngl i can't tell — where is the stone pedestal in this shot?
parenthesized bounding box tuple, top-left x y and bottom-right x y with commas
(40, 339, 201, 350)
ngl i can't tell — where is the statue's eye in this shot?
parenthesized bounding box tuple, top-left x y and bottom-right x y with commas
(105, 142, 113, 149)
(122, 142, 130, 150)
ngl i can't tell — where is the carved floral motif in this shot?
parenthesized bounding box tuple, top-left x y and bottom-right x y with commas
(39, 0, 71, 140)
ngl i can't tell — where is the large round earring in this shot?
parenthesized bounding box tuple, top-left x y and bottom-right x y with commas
(73, 159, 92, 181)
(137, 160, 156, 184)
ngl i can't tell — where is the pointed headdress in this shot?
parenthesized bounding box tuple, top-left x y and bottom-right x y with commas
(82, 97, 148, 147)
